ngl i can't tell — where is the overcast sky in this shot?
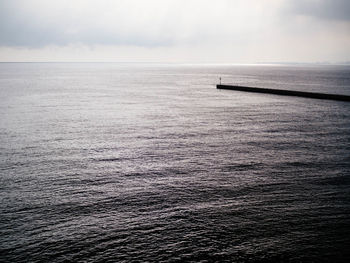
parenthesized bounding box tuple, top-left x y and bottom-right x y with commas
(0, 0, 349, 63)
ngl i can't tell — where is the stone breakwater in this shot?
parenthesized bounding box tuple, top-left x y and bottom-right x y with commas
(217, 84, 350, 102)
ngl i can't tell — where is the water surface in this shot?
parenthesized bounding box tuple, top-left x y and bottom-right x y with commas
(1, 63, 350, 262)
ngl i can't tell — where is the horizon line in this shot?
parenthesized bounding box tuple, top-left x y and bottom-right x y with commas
(0, 61, 350, 66)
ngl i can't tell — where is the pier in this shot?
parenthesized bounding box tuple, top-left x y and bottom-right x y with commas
(217, 84, 350, 102)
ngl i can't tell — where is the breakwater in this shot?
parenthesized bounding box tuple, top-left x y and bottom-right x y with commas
(217, 84, 350, 102)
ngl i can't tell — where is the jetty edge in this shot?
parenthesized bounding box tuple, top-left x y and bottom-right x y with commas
(216, 84, 350, 102)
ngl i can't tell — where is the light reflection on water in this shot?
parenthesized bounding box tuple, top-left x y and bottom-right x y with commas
(0, 63, 350, 262)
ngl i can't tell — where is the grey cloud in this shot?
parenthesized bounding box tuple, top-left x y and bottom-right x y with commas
(0, 0, 266, 48)
(0, 1, 174, 47)
(1, 0, 349, 54)
(0, 2, 64, 46)
(286, 0, 350, 21)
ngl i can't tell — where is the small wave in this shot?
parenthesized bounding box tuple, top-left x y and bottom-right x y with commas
(96, 157, 122, 162)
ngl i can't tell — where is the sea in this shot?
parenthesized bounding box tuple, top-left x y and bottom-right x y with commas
(0, 63, 350, 262)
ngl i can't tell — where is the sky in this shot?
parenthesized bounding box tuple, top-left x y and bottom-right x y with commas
(0, 0, 349, 63)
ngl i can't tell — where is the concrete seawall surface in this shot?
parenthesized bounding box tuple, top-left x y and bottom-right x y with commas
(217, 84, 350, 102)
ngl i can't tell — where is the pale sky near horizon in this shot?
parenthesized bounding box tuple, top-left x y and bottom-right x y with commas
(0, 0, 349, 63)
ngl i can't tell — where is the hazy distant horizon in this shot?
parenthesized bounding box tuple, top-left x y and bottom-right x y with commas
(1, 61, 350, 66)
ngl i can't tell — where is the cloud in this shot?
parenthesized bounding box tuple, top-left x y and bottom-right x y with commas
(0, 0, 349, 62)
(285, 0, 350, 21)
(0, 0, 280, 47)
(0, 0, 176, 47)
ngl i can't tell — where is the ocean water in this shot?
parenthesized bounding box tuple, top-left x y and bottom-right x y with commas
(0, 63, 350, 262)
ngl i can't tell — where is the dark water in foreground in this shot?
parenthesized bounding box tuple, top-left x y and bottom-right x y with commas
(1, 63, 350, 262)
